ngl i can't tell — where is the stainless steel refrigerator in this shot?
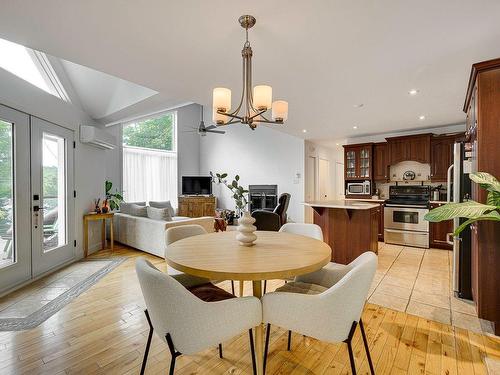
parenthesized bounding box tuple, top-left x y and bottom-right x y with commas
(447, 142, 472, 300)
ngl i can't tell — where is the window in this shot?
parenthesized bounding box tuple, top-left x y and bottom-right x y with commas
(0, 37, 69, 102)
(122, 112, 177, 204)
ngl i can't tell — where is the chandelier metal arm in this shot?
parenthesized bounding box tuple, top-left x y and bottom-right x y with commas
(217, 109, 244, 121)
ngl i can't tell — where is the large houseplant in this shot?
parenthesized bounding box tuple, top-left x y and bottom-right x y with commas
(424, 172, 500, 235)
(210, 172, 248, 214)
(105, 180, 124, 211)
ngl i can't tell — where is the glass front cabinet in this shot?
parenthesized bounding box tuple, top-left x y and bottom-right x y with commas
(343, 144, 373, 180)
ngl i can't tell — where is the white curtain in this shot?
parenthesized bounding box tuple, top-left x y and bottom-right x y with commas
(123, 145, 177, 206)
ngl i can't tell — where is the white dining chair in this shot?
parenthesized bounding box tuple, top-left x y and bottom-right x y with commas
(262, 251, 377, 375)
(136, 258, 262, 375)
(166, 224, 236, 294)
(278, 222, 323, 241)
(262, 223, 324, 293)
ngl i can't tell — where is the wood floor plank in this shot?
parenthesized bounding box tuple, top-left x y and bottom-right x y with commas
(0, 245, 497, 375)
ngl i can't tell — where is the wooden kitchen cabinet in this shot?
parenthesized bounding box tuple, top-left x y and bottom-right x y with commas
(430, 133, 465, 181)
(343, 144, 373, 180)
(429, 202, 453, 249)
(373, 142, 389, 181)
(178, 196, 216, 217)
(386, 134, 432, 165)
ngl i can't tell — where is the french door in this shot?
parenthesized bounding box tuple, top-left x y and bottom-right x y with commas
(31, 117, 75, 277)
(0, 105, 75, 293)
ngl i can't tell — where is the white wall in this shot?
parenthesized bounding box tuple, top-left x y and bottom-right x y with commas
(0, 68, 108, 257)
(200, 122, 305, 223)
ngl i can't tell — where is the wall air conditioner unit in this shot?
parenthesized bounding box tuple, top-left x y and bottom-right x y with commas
(80, 125, 116, 150)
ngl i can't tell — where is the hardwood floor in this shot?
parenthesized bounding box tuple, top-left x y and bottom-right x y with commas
(0, 244, 499, 374)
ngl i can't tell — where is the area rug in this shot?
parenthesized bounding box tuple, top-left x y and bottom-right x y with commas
(0, 257, 126, 331)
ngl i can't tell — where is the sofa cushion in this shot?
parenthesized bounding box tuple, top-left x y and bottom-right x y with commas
(149, 200, 175, 217)
(127, 204, 148, 217)
(187, 283, 236, 302)
(274, 281, 328, 295)
(120, 202, 146, 215)
(147, 206, 172, 221)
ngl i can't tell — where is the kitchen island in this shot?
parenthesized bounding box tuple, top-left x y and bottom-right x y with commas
(303, 200, 379, 264)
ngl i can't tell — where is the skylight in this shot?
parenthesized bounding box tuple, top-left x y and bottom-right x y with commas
(0, 37, 69, 102)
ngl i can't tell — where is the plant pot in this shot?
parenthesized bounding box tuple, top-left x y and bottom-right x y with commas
(236, 211, 257, 246)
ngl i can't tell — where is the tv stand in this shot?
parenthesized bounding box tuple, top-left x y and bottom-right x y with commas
(178, 196, 216, 218)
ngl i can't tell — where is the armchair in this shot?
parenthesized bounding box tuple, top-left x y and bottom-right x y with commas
(252, 193, 291, 231)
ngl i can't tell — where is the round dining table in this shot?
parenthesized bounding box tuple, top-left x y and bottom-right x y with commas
(166, 230, 332, 375)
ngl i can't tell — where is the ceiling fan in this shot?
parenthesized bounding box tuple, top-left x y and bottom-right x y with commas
(185, 105, 226, 136)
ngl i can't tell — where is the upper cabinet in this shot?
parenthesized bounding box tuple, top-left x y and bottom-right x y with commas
(373, 142, 389, 181)
(430, 133, 464, 181)
(343, 144, 373, 180)
(386, 134, 432, 165)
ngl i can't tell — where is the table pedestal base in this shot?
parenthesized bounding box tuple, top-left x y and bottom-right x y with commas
(252, 280, 263, 375)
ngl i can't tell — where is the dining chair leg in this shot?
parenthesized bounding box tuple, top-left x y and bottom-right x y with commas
(231, 280, 235, 295)
(263, 280, 267, 294)
(249, 329, 257, 375)
(263, 324, 271, 374)
(287, 330, 292, 351)
(140, 310, 153, 375)
(218, 343, 223, 359)
(344, 321, 358, 375)
(359, 319, 375, 375)
(166, 333, 182, 375)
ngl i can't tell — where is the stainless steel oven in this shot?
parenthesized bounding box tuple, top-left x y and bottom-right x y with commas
(383, 185, 430, 248)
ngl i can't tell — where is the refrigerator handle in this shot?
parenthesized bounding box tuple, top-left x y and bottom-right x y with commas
(446, 232, 454, 245)
(446, 164, 454, 202)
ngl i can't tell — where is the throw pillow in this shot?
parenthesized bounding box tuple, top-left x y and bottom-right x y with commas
(149, 200, 175, 217)
(120, 202, 146, 215)
(128, 204, 148, 217)
(147, 206, 172, 221)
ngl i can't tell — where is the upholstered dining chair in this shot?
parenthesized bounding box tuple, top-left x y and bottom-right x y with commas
(262, 252, 377, 375)
(262, 223, 324, 293)
(166, 224, 236, 294)
(136, 258, 261, 375)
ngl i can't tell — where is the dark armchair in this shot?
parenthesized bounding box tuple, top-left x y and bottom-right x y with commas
(251, 193, 291, 231)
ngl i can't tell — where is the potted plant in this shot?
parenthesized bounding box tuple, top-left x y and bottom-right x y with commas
(210, 172, 256, 246)
(105, 180, 124, 211)
(424, 172, 500, 235)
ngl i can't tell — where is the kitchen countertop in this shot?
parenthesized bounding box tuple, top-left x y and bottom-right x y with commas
(430, 200, 448, 204)
(303, 200, 380, 210)
(345, 198, 386, 203)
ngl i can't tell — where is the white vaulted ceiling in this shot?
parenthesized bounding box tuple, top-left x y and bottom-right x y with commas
(0, 1, 499, 141)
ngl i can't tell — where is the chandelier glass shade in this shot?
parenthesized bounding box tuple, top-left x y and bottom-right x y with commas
(212, 15, 288, 130)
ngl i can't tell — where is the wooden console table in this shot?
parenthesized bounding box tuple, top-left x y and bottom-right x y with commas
(83, 212, 114, 257)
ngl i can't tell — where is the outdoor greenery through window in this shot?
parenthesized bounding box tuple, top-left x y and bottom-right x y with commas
(0, 120, 14, 267)
(122, 112, 178, 204)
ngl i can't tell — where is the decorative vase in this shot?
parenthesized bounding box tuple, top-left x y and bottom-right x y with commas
(236, 211, 257, 246)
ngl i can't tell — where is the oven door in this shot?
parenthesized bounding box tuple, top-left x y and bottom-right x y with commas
(347, 183, 364, 195)
(384, 205, 429, 232)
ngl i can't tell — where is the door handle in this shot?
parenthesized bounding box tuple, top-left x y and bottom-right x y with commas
(33, 205, 45, 212)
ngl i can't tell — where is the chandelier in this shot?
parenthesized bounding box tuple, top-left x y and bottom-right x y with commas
(212, 15, 288, 130)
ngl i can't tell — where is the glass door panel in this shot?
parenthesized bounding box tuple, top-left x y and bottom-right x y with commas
(42, 133, 67, 252)
(0, 105, 31, 294)
(0, 120, 14, 268)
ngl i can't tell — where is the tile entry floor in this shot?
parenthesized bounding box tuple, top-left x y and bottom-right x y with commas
(369, 242, 495, 335)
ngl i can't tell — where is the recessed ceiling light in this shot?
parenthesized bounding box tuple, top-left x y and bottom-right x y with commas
(353, 125, 358, 129)
(408, 89, 419, 96)
(419, 115, 426, 120)
(302, 129, 307, 133)
(353, 103, 364, 108)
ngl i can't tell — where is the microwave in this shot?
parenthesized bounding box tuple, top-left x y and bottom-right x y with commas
(346, 181, 371, 195)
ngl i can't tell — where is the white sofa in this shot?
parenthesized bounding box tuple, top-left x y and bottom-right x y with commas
(114, 213, 214, 257)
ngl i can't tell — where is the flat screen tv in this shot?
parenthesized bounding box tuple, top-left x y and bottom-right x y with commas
(182, 176, 212, 195)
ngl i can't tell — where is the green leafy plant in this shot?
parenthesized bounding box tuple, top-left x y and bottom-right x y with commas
(210, 172, 249, 213)
(105, 180, 124, 211)
(424, 172, 500, 236)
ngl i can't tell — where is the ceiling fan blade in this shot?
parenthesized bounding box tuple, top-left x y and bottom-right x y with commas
(206, 130, 226, 134)
(205, 125, 217, 130)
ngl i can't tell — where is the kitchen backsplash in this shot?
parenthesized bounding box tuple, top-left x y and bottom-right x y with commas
(389, 161, 430, 182)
